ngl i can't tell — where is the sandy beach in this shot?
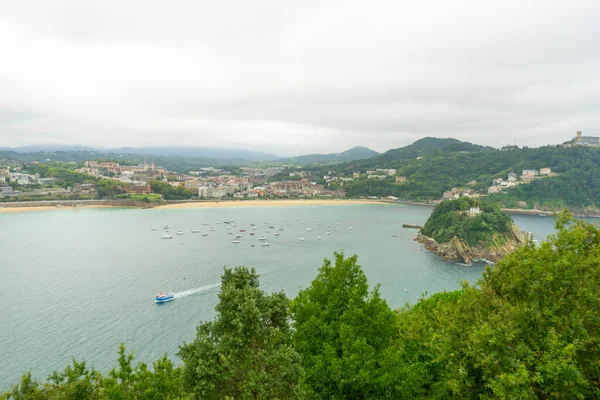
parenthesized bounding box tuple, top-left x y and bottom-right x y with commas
(154, 199, 381, 209)
(0, 199, 383, 213)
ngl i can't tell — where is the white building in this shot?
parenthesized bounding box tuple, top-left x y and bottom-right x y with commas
(10, 173, 37, 185)
(198, 186, 232, 198)
(0, 185, 19, 197)
(522, 169, 539, 177)
(468, 207, 481, 216)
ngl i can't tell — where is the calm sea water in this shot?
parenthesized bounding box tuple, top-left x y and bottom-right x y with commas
(0, 204, 566, 388)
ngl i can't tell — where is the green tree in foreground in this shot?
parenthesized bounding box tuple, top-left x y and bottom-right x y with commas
(178, 266, 305, 399)
(399, 210, 600, 399)
(3, 345, 185, 400)
(291, 252, 400, 399)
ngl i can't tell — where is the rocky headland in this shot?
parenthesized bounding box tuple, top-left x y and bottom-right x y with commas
(415, 224, 528, 264)
(416, 198, 529, 264)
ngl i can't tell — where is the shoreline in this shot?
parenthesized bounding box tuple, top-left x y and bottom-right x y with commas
(0, 199, 383, 213)
(1, 198, 598, 217)
(154, 199, 381, 209)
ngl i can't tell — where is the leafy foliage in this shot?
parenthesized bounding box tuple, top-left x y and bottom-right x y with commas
(95, 179, 129, 198)
(178, 266, 305, 399)
(421, 198, 513, 246)
(291, 252, 400, 399)
(3, 344, 185, 400)
(149, 180, 195, 200)
(20, 163, 98, 188)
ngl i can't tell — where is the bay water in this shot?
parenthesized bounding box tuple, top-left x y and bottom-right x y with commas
(0, 204, 563, 388)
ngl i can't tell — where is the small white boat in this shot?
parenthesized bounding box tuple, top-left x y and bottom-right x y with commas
(265, 229, 271, 233)
(202, 222, 208, 225)
(261, 242, 270, 247)
(176, 231, 184, 235)
(317, 236, 321, 240)
(231, 240, 241, 243)
(348, 227, 353, 230)
(278, 227, 284, 231)
(274, 232, 280, 236)
(191, 230, 200, 233)
(235, 234, 242, 238)
(202, 233, 208, 236)
(228, 232, 234, 235)
(161, 234, 173, 239)
(210, 228, 216, 231)
(251, 244, 256, 247)
(163, 225, 170, 230)
(258, 237, 267, 241)
(155, 291, 175, 303)
(326, 232, 331, 235)
(300, 238, 305, 241)
(306, 228, 312, 232)
(150, 228, 156, 231)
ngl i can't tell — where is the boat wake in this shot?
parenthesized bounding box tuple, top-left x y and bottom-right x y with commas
(174, 283, 220, 299)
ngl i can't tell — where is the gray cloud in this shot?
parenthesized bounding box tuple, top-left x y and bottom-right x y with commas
(1, 0, 599, 155)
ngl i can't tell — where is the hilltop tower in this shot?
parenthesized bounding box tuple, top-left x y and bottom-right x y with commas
(576, 131, 583, 143)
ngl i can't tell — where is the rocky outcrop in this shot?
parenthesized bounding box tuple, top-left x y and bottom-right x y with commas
(415, 224, 528, 265)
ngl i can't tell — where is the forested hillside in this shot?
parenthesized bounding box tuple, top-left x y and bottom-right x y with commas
(337, 143, 600, 211)
(5, 212, 599, 399)
(421, 198, 513, 246)
(276, 146, 379, 165)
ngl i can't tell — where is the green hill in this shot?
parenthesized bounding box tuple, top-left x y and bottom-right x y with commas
(421, 198, 514, 246)
(361, 137, 493, 166)
(418, 198, 527, 264)
(334, 142, 600, 212)
(277, 146, 379, 165)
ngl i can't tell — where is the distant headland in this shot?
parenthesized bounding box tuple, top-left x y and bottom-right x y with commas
(415, 198, 528, 264)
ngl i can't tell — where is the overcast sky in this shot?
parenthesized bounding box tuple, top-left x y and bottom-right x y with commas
(1, 0, 599, 156)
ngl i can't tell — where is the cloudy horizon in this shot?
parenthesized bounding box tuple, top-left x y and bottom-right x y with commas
(1, 0, 599, 156)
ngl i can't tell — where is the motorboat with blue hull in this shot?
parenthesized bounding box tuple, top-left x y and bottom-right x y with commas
(155, 291, 175, 303)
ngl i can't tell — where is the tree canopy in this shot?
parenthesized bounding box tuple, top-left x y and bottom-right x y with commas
(291, 252, 399, 399)
(178, 266, 305, 400)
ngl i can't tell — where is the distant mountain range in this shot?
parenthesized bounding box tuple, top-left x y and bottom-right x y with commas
(276, 146, 380, 165)
(0, 144, 380, 164)
(0, 145, 280, 162)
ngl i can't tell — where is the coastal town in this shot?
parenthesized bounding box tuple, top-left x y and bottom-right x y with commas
(0, 160, 346, 201)
(0, 156, 556, 205)
(0, 130, 593, 205)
